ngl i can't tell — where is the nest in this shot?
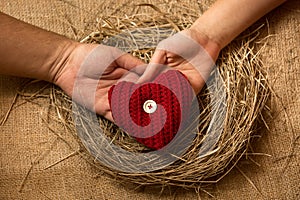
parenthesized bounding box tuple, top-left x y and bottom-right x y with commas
(17, 3, 270, 190)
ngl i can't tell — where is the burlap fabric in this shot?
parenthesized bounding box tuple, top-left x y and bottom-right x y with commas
(0, 0, 299, 199)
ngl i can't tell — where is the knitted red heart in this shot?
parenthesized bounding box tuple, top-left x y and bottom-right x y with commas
(108, 70, 194, 150)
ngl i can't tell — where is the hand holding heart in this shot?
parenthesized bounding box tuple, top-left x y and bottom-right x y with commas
(138, 29, 220, 94)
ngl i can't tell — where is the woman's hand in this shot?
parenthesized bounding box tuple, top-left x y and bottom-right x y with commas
(138, 0, 286, 94)
(138, 28, 221, 94)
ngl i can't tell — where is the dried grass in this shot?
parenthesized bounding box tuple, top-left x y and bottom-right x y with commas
(15, 3, 270, 190)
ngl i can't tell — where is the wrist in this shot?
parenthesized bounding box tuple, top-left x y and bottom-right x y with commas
(51, 42, 100, 95)
(188, 24, 221, 62)
(46, 40, 79, 84)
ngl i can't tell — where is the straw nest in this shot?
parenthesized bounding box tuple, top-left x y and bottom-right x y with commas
(18, 3, 271, 189)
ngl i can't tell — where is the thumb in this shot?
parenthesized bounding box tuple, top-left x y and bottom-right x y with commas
(137, 49, 167, 84)
(116, 53, 145, 74)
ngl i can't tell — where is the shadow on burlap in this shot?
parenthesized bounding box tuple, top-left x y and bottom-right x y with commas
(0, 0, 299, 199)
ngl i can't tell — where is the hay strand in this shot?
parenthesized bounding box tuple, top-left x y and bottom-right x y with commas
(0, 92, 18, 126)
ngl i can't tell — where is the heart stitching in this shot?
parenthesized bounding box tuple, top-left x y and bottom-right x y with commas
(108, 70, 194, 150)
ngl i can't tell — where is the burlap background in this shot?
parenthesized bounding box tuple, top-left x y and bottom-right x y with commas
(0, 0, 299, 199)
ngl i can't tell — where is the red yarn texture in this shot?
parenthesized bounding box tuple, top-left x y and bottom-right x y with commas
(108, 70, 194, 150)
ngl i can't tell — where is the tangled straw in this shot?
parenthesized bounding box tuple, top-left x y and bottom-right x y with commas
(16, 3, 271, 190)
(77, 6, 270, 188)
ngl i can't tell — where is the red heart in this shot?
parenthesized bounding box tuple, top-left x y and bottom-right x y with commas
(108, 70, 194, 150)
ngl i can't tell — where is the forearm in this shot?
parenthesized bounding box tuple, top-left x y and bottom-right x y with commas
(191, 0, 286, 49)
(0, 12, 77, 82)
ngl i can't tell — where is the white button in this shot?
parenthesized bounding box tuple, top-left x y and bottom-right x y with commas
(143, 100, 157, 114)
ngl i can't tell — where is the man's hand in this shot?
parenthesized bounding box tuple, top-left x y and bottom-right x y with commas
(54, 43, 144, 121)
(0, 12, 145, 122)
